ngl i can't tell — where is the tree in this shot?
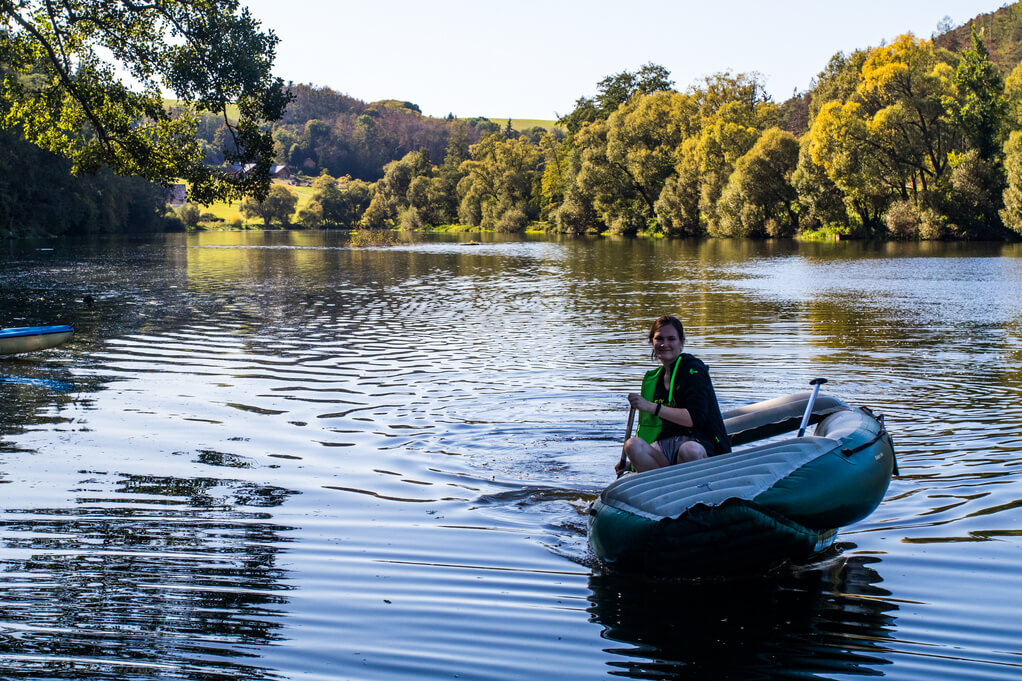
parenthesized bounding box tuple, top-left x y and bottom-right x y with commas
(715, 128, 800, 237)
(807, 51, 868, 119)
(539, 131, 569, 221)
(792, 140, 849, 232)
(578, 90, 695, 234)
(457, 133, 542, 231)
(653, 142, 702, 237)
(0, 0, 291, 203)
(999, 130, 1022, 235)
(0, 129, 169, 236)
(241, 184, 297, 227)
(297, 172, 372, 228)
(360, 149, 434, 228)
(944, 29, 1006, 160)
(693, 71, 775, 125)
(559, 63, 674, 134)
(944, 149, 1005, 238)
(691, 104, 763, 233)
(1004, 61, 1022, 128)
(426, 125, 471, 224)
(177, 203, 202, 229)
(805, 101, 890, 235)
(804, 35, 963, 236)
(854, 35, 959, 193)
(554, 71, 778, 236)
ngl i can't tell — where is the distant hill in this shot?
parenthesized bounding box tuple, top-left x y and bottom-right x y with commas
(933, 1, 1022, 71)
(190, 83, 506, 181)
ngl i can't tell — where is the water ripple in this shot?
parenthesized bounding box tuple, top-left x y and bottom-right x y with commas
(2, 233, 1021, 680)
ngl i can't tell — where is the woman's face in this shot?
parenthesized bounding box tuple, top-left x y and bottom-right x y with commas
(651, 325, 684, 364)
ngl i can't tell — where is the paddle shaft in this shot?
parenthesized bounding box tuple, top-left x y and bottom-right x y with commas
(796, 377, 828, 437)
(617, 406, 637, 474)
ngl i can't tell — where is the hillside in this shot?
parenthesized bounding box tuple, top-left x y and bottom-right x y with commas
(190, 82, 560, 183)
(934, 1, 1022, 70)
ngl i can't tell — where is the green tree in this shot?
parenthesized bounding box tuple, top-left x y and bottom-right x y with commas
(298, 172, 372, 228)
(568, 90, 696, 235)
(943, 148, 1008, 238)
(944, 28, 1006, 160)
(360, 192, 391, 229)
(854, 35, 958, 193)
(559, 63, 674, 134)
(458, 133, 542, 231)
(539, 132, 570, 221)
(653, 141, 702, 237)
(715, 128, 800, 237)
(241, 184, 297, 227)
(422, 125, 471, 225)
(691, 103, 764, 233)
(807, 51, 869, 119)
(1004, 61, 1022, 128)
(553, 182, 602, 234)
(1, 0, 291, 202)
(0, 130, 169, 237)
(791, 140, 849, 232)
(999, 130, 1022, 235)
(361, 149, 434, 228)
(806, 101, 891, 234)
(177, 203, 202, 229)
(693, 71, 776, 125)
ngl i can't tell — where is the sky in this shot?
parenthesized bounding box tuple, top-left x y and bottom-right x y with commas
(241, 0, 1010, 121)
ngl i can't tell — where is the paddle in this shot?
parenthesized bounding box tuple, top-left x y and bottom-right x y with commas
(616, 406, 637, 477)
(796, 377, 828, 437)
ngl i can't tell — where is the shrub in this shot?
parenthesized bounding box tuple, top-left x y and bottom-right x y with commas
(398, 206, 424, 230)
(917, 206, 952, 240)
(349, 229, 398, 247)
(177, 203, 201, 228)
(885, 200, 918, 239)
(495, 207, 528, 232)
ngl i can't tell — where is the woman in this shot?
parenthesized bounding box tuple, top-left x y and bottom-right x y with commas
(616, 315, 731, 475)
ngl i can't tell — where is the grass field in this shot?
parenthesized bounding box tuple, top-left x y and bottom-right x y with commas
(168, 97, 559, 134)
(494, 118, 561, 131)
(188, 180, 315, 228)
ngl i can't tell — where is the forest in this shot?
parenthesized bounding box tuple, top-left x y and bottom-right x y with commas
(6, 2, 1022, 240)
(178, 2, 1022, 241)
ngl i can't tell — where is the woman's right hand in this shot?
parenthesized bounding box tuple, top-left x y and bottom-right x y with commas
(627, 392, 654, 413)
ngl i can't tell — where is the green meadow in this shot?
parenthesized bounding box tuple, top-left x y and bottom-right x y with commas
(187, 180, 315, 228)
(499, 118, 560, 131)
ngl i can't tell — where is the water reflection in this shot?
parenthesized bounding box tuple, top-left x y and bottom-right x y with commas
(589, 555, 897, 680)
(0, 472, 296, 679)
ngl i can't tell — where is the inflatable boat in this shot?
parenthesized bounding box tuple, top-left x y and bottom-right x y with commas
(588, 390, 896, 576)
(0, 325, 74, 356)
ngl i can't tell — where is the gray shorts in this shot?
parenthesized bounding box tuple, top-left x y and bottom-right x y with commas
(656, 435, 708, 465)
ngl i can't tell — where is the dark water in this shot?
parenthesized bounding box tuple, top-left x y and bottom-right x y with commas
(1, 231, 1020, 680)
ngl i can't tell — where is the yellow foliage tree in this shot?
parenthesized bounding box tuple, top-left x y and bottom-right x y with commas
(804, 34, 960, 235)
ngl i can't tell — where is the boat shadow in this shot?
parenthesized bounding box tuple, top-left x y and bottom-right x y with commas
(588, 550, 898, 679)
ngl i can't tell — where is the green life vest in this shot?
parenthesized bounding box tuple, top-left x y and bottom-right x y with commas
(635, 359, 682, 444)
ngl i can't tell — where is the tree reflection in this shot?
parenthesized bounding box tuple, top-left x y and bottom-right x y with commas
(588, 553, 898, 679)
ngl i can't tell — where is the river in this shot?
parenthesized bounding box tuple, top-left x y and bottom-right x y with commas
(1, 231, 1021, 680)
